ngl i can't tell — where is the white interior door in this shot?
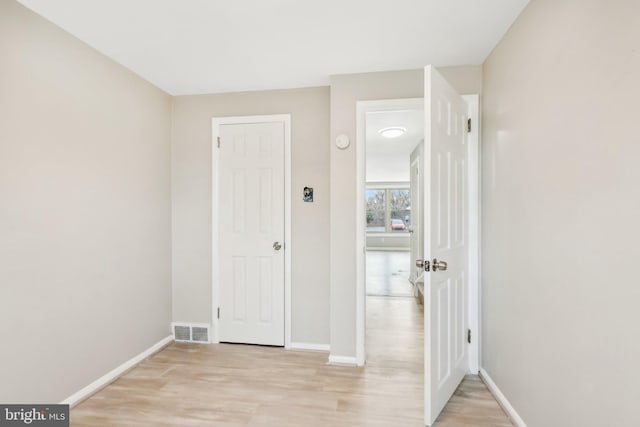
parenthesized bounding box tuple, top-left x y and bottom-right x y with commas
(218, 121, 285, 346)
(423, 66, 470, 425)
(409, 141, 424, 291)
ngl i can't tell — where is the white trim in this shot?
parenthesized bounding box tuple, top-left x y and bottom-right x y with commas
(365, 233, 411, 238)
(479, 368, 527, 427)
(356, 98, 424, 367)
(366, 181, 410, 189)
(327, 355, 359, 366)
(211, 114, 292, 347)
(366, 247, 410, 252)
(60, 335, 173, 407)
(289, 342, 330, 352)
(463, 94, 481, 374)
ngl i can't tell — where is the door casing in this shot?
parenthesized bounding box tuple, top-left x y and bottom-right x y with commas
(211, 114, 292, 347)
(355, 97, 480, 373)
(409, 141, 424, 289)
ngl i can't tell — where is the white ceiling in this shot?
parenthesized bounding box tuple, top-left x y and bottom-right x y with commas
(366, 110, 423, 183)
(17, 0, 529, 95)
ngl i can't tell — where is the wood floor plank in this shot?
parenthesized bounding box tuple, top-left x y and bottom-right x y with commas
(71, 296, 512, 426)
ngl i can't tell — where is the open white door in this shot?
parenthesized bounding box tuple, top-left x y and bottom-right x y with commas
(423, 66, 470, 425)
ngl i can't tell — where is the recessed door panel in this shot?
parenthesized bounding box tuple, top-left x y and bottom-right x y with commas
(436, 279, 451, 387)
(258, 168, 272, 235)
(258, 256, 273, 324)
(232, 169, 246, 234)
(232, 256, 246, 322)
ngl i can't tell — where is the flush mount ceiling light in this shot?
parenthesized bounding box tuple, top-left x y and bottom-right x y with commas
(378, 127, 406, 138)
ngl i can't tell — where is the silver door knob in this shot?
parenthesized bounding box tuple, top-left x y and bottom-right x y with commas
(432, 258, 447, 271)
(273, 242, 282, 251)
(416, 259, 430, 271)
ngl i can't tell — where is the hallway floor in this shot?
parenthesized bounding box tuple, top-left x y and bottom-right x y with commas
(70, 297, 511, 426)
(366, 250, 413, 296)
(367, 296, 513, 427)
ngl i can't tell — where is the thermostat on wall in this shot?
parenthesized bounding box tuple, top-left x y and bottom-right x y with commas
(335, 134, 350, 149)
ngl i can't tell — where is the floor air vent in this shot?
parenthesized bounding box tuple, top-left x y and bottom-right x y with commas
(172, 323, 210, 343)
(191, 327, 209, 343)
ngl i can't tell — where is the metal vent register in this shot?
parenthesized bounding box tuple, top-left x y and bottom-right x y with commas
(191, 327, 209, 342)
(173, 324, 210, 343)
(173, 325, 191, 341)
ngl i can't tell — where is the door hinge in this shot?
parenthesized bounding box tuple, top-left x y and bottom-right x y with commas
(467, 118, 472, 133)
(217, 307, 220, 319)
(467, 329, 471, 344)
(217, 136, 221, 148)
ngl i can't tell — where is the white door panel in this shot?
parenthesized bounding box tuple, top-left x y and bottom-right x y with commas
(218, 122, 285, 346)
(424, 66, 469, 425)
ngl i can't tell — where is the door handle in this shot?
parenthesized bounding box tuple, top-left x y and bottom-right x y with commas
(432, 258, 447, 271)
(416, 259, 430, 271)
(273, 242, 282, 251)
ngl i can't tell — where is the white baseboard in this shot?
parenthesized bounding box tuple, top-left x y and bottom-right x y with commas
(61, 335, 174, 407)
(327, 354, 358, 366)
(479, 368, 527, 427)
(289, 342, 330, 352)
(366, 247, 410, 252)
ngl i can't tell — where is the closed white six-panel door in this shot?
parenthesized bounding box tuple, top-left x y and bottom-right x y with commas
(218, 122, 285, 346)
(424, 66, 469, 426)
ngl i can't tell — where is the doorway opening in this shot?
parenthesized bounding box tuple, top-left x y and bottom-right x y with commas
(364, 106, 425, 338)
(356, 76, 480, 425)
(363, 105, 426, 421)
(356, 98, 424, 366)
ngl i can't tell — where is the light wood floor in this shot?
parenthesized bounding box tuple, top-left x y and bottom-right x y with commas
(71, 296, 512, 426)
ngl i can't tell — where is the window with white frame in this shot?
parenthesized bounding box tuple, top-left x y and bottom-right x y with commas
(365, 184, 410, 233)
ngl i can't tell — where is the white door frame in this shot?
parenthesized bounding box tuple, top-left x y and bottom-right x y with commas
(211, 114, 292, 348)
(355, 97, 480, 373)
(463, 94, 481, 374)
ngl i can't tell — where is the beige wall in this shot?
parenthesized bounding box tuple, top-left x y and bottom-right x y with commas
(329, 66, 482, 357)
(0, 0, 172, 403)
(171, 87, 330, 345)
(482, 1, 640, 426)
